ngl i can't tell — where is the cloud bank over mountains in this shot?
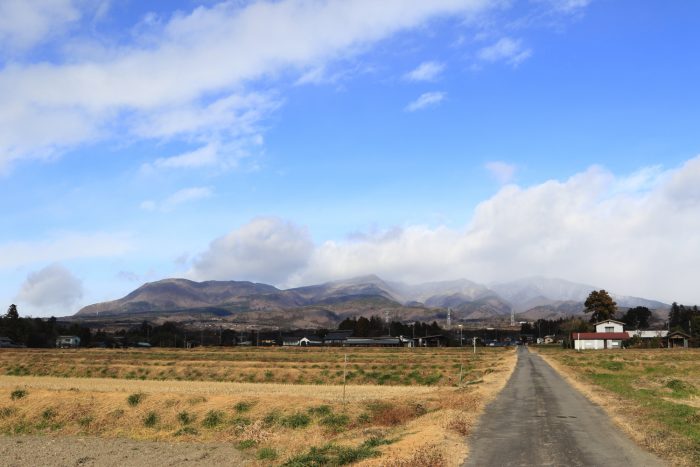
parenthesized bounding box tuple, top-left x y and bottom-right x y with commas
(189, 156, 700, 304)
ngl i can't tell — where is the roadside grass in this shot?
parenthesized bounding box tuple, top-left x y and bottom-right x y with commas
(0, 347, 516, 466)
(536, 348, 700, 467)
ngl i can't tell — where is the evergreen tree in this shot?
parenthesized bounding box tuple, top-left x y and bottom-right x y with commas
(622, 306, 651, 329)
(584, 290, 617, 323)
(5, 304, 19, 320)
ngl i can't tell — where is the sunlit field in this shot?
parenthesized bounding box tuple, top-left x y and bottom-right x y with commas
(536, 348, 700, 467)
(0, 347, 515, 466)
(0, 347, 501, 386)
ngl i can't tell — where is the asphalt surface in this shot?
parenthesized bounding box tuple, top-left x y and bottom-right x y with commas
(464, 346, 664, 467)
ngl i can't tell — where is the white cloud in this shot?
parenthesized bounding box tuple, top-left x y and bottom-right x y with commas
(485, 161, 517, 184)
(0, 0, 492, 171)
(404, 61, 445, 82)
(405, 91, 446, 112)
(0, 231, 132, 269)
(146, 144, 220, 171)
(0, 0, 81, 53)
(190, 217, 314, 284)
(191, 156, 700, 304)
(15, 263, 83, 313)
(141, 186, 213, 212)
(477, 37, 532, 66)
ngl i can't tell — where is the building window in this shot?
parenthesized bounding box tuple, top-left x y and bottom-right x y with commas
(605, 326, 614, 332)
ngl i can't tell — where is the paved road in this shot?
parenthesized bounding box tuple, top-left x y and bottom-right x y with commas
(464, 346, 664, 467)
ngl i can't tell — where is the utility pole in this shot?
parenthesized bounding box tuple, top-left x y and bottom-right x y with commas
(458, 324, 463, 347)
(472, 336, 477, 355)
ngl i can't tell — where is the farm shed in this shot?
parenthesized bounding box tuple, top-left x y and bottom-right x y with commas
(413, 334, 446, 347)
(667, 331, 690, 348)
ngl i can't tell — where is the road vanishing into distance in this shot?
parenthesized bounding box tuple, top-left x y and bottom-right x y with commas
(464, 346, 664, 467)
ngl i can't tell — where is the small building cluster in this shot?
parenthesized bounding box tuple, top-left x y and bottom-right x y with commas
(281, 330, 445, 347)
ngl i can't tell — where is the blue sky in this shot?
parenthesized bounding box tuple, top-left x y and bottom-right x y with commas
(2, 0, 700, 316)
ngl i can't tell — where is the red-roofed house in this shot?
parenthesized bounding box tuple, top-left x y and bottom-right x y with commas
(572, 319, 628, 350)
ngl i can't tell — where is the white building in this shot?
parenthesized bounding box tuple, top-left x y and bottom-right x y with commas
(572, 320, 628, 350)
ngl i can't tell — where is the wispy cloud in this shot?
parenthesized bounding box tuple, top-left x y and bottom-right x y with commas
(485, 161, 517, 184)
(541, 0, 592, 14)
(141, 187, 213, 212)
(404, 61, 445, 82)
(477, 37, 532, 66)
(0, 231, 132, 269)
(0, 0, 81, 53)
(0, 0, 493, 172)
(405, 91, 446, 112)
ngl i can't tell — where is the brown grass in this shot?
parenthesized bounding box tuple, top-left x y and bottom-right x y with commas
(0, 347, 517, 466)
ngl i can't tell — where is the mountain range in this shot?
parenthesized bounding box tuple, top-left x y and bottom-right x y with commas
(74, 275, 668, 328)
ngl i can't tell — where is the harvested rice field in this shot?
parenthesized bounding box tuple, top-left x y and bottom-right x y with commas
(0, 347, 516, 466)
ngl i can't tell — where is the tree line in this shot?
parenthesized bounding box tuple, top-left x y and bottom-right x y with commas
(669, 302, 700, 336)
(337, 316, 443, 338)
(1, 304, 92, 347)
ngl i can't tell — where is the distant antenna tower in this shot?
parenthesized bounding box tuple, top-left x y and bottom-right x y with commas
(446, 308, 452, 330)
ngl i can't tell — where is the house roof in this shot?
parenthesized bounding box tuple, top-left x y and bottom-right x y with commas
(572, 332, 629, 340)
(346, 337, 401, 345)
(324, 330, 353, 340)
(668, 331, 691, 338)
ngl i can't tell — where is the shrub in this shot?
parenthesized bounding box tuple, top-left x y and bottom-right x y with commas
(202, 410, 225, 428)
(237, 439, 257, 450)
(177, 411, 194, 425)
(78, 416, 93, 428)
(175, 426, 198, 436)
(42, 408, 57, 420)
(307, 405, 332, 416)
(666, 379, 696, 396)
(234, 400, 255, 413)
(366, 401, 416, 426)
(10, 389, 27, 400)
(127, 393, 144, 407)
(257, 447, 278, 461)
(356, 412, 371, 425)
(282, 438, 389, 467)
(143, 411, 158, 428)
(280, 412, 311, 429)
(263, 410, 281, 426)
(320, 413, 349, 432)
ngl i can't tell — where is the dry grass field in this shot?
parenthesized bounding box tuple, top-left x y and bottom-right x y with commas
(0, 347, 516, 466)
(535, 347, 700, 467)
(0, 347, 500, 386)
